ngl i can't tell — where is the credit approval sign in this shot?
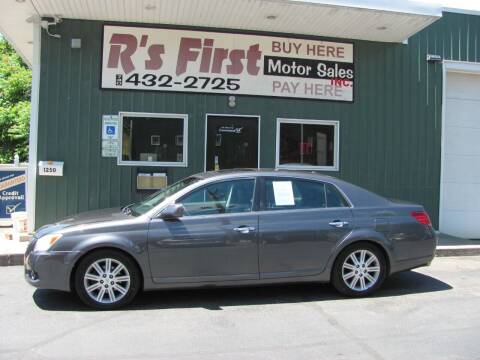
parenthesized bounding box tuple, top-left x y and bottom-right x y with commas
(0, 169, 26, 219)
(101, 25, 354, 102)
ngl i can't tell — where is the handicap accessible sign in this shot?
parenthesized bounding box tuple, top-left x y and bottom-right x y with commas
(106, 125, 116, 136)
(102, 115, 119, 158)
(0, 170, 26, 219)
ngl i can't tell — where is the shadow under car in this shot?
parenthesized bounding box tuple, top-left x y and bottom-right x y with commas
(32, 270, 452, 312)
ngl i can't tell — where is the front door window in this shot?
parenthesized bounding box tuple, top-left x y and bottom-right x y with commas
(180, 179, 256, 216)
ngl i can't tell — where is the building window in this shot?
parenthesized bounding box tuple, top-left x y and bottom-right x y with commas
(276, 118, 339, 171)
(119, 112, 188, 167)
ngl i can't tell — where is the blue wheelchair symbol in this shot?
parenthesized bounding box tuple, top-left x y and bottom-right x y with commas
(106, 125, 116, 135)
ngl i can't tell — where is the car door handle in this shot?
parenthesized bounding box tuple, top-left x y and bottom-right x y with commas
(233, 226, 256, 234)
(329, 220, 349, 228)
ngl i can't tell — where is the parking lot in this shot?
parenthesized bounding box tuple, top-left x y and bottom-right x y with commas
(0, 256, 479, 360)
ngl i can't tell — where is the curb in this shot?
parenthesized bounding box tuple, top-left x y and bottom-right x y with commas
(436, 245, 480, 257)
(0, 253, 24, 266)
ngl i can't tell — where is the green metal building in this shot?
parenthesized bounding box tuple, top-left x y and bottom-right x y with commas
(1, 1, 480, 238)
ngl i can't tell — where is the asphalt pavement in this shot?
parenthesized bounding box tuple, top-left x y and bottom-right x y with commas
(0, 256, 479, 360)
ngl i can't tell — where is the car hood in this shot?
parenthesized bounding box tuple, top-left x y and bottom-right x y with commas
(34, 207, 132, 238)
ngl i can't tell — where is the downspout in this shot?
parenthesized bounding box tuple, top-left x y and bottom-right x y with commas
(27, 19, 41, 232)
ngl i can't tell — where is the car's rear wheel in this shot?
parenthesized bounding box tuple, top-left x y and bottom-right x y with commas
(74, 250, 140, 309)
(331, 243, 387, 296)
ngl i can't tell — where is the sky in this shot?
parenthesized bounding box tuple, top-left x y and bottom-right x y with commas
(420, 0, 480, 11)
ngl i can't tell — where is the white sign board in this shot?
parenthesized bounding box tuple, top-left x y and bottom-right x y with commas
(102, 115, 120, 157)
(272, 181, 295, 206)
(38, 161, 63, 176)
(101, 26, 354, 101)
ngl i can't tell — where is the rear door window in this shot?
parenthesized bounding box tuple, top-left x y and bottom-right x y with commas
(325, 183, 349, 207)
(264, 178, 326, 210)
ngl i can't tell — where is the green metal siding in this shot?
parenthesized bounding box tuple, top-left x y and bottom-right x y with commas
(35, 12, 479, 228)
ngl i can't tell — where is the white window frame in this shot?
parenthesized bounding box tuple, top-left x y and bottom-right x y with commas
(275, 118, 339, 171)
(118, 112, 188, 167)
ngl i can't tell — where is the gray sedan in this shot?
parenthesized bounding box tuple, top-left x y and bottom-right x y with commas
(25, 170, 437, 309)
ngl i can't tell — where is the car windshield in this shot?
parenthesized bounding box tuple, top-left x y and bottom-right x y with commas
(125, 176, 201, 216)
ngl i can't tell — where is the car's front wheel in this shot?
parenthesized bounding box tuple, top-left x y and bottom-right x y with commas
(74, 250, 140, 309)
(331, 243, 387, 296)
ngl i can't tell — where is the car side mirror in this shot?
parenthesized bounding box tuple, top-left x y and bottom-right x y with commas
(160, 203, 185, 219)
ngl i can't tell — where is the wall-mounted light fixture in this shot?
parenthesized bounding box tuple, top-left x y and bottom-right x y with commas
(41, 16, 62, 39)
(426, 54, 442, 63)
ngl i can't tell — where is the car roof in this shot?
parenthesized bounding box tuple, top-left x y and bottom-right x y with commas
(195, 168, 339, 182)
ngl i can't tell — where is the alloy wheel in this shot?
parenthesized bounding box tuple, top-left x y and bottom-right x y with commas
(83, 258, 131, 304)
(341, 249, 380, 292)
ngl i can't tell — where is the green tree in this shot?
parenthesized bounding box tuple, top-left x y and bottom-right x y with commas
(0, 36, 31, 163)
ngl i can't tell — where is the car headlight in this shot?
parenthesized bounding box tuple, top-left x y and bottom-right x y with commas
(34, 234, 63, 252)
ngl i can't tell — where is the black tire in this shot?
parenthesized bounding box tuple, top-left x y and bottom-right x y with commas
(331, 243, 387, 297)
(74, 249, 141, 310)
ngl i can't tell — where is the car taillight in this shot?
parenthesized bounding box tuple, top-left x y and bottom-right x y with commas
(411, 211, 431, 226)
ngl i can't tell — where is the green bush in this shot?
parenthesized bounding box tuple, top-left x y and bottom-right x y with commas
(0, 37, 31, 163)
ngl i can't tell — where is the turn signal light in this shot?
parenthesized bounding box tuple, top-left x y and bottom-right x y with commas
(411, 211, 432, 226)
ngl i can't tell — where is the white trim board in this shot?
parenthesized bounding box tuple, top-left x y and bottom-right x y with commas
(443, 60, 480, 74)
(442, 8, 480, 17)
(27, 22, 41, 232)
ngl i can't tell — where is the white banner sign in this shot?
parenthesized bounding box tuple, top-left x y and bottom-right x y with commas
(102, 26, 354, 101)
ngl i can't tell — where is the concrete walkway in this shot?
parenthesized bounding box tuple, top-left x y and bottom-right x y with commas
(0, 228, 28, 266)
(0, 229, 479, 266)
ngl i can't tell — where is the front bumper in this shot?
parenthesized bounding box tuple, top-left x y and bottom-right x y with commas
(24, 241, 80, 292)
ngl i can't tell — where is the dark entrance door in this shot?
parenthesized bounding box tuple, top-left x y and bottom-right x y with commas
(206, 115, 259, 171)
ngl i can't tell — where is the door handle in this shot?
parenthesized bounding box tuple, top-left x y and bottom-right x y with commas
(233, 226, 256, 234)
(329, 220, 349, 228)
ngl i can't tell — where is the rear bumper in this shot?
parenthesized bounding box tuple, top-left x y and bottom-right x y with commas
(390, 229, 437, 274)
(24, 243, 80, 292)
(390, 254, 435, 274)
